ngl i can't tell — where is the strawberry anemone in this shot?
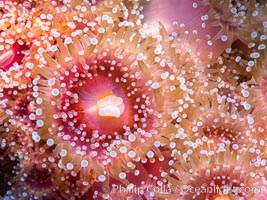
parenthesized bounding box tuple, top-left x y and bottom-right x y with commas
(34, 23, 177, 193)
(163, 144, 265, 200)
(45, 36, 159, 155)
(178, 94, 252, 151)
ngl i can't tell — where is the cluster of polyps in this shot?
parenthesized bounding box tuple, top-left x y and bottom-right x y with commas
(0, 0, 267, 200)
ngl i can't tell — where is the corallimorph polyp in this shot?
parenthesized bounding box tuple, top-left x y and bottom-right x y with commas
(179, 93, 252, 151)
(45, 30, 158, 148)
(163, 144, 265, 200)
(35, 21, 175, 195)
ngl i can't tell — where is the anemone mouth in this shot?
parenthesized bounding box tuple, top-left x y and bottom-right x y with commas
(164, 144, 260, 200)
(16, 150, 61, 198)
(25, 164, 55, 192)
(1, 87, 36, 127)
(55, 170, 92, 199)
(179, 95, 249, 151)
(76, 75, 132, 133)
(184, 164, 247, 200)
(7, 127, 34, 154)
(200, 112, 245, 147)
